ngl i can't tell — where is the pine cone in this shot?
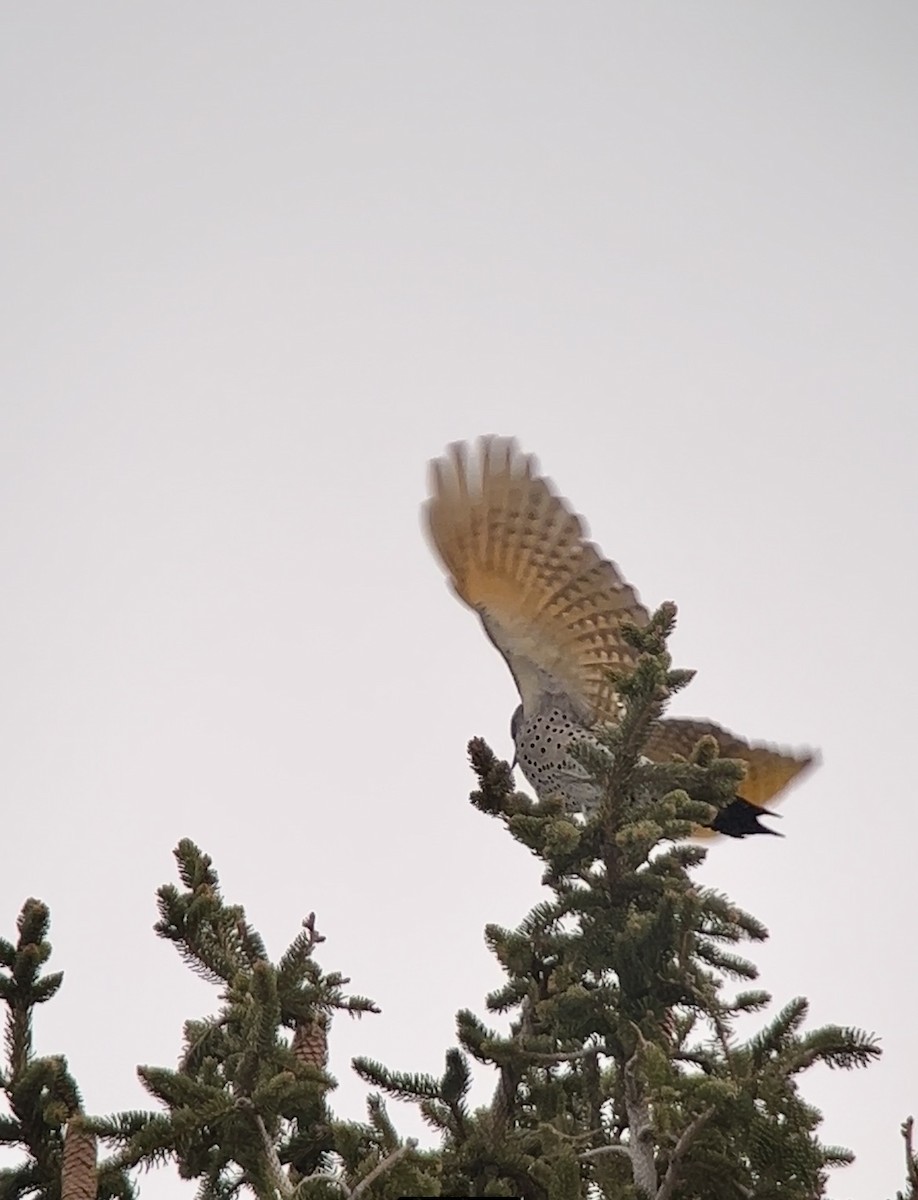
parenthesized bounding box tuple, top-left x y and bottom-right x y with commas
(62, 1116, 97, 1200)
(292, 1013, 328, 1070)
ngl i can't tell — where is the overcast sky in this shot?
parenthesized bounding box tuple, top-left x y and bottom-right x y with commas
(1, 5, 916, 1198)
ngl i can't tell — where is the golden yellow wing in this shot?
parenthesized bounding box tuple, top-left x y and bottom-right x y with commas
(644, 716, 818, 838)
(424, 436, 649, 722)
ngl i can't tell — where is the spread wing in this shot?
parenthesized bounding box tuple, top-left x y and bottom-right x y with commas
(424, 436, 649, 722)
(644, 716, 818, 838)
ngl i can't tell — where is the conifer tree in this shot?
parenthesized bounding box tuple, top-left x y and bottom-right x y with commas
(355, 603, 882, 1199)
(898, 1118, 918, 1200)
(91, 840, 437, 1200)
(0, 857, 438, 1200)
(0, 899, 133, 1199)
(0, 603, 912, 1197)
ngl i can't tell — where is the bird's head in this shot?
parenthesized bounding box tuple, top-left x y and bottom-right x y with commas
(509, 704, 524, 768)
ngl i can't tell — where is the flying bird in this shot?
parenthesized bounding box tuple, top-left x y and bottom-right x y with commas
(424, 436, 816, 838)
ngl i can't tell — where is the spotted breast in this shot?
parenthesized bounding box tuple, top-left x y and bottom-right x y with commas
(513, 706, 608, 815)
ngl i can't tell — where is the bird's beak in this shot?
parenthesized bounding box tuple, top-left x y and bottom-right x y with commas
(510, 751, 518, 770)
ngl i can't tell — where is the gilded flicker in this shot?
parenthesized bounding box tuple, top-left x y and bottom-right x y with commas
(424, 436, 816, 838)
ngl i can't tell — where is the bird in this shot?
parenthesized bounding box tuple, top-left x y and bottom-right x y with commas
(423, 436, 816, 838)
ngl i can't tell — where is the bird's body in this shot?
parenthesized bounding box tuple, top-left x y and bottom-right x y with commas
(511, 704, 606, 815)
(424, 435, 816, 838)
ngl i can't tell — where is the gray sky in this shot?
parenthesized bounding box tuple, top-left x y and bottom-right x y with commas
(1, 5, 916, 1197)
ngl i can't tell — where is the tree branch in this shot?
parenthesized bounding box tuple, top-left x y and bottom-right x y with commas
(655, 1107, 715, 1200)
(623, 1044, 657, 1199)
(302, 912, 326, 953)
(903, 1116, 918, 1194)
(294, 1141, 418, 1200)
(350, 1142, 417, 1200)
(236, 1099, 293, 1200)
(580, 1143, 631, 1161)
(524, 1047, 595, 1064)
(672, 1050, 715, 1074)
